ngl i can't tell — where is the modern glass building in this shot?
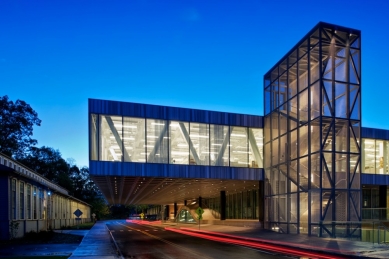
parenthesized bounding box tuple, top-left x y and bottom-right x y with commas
(263, 22, 361, 237)
(89, 22, 389, 239)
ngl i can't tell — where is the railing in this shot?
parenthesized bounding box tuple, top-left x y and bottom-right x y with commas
(308, 221, 362, 240)
(361, 221, 389, 245)
(374, 221, 389, 245)
(362, 208, 389, 221)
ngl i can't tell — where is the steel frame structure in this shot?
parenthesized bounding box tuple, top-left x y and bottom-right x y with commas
(263, 22, 362, 237)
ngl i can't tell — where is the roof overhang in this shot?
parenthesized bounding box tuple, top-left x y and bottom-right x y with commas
(90, 161, 263, 205)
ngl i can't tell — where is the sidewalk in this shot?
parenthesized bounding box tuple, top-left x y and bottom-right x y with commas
(69, 221, 119, 259)
(0, 221, 119, 258)
(152, 222, 389, 259)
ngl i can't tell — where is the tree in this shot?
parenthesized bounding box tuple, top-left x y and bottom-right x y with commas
(17, 146, 73, 191)
(0, 95, 41, 157)
(70, 166, 100, 203)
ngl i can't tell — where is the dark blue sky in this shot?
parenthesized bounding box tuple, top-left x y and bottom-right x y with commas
(1, 0, 389, 167)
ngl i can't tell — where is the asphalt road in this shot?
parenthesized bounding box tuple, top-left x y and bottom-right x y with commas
(107, 220, 297, 259)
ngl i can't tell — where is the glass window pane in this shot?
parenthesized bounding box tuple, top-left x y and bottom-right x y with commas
(310, 82, 320, 120)
(249, 128, 263, 168)
(190, 123, 209, 166)
(335, 46, 347, 82)
(33, 187, 37, 219)
(288, 96, 298, 130)
(335, 83, 347, 118)
(334, 119, 348, 152)
(279, 113, 287, 136)
(230, 127, 248, 167)
(11, 179, 16, 219)
(169, 121, 189, 165)
(310, 45, 320, 84)
(298, 54, 308, 92)
(265, 86, 271, 115)
(271, 112, 279, 139)
(362, 139, 375, 174)
(90, 114, 98, 160)
(210, 125, 229, 166)
(264, 143, 271, 168)
(279, 73, 288, 107)
(264, 116, 271, 144)
(288, 63, 298, 99)
(335, 153, 347, 188)
(272, 81, 279, 110)
(299, 89, 309, 125)
(146, 119, 169, 163)
(272, 138, 279, 166)
(20, 182, 24, 219)
(299, 125, 309, 157)
(310, 119, 321, 153)
(290, 129, 298, 160)
(123, 117, 145, 163)
(280, 134, 287, 164)
(376, 140, 384, 174)
(99, 115, 122, 162)
(27, 185, 31, 219)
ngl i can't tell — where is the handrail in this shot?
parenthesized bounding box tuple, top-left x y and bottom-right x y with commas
(373, 221, 389, 245)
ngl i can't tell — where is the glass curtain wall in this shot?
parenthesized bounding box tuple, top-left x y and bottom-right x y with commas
(264, 23, 361, 237)
(206, 189, 259, 219)
(91, 115, 263, 168)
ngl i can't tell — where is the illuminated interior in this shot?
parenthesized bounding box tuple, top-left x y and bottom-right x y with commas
(91, 115, 263, 168)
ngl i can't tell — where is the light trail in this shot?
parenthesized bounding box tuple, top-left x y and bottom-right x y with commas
(165, 227, 348, 259)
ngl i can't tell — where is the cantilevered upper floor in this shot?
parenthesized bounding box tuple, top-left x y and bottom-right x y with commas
(89, 98, 264, 204)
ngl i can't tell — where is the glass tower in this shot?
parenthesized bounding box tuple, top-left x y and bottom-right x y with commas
(264, 22, 361, 237)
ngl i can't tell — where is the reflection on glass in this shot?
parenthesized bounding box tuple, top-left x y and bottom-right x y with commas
(146, 119, 168, 163)
(169, 121, 189, 164)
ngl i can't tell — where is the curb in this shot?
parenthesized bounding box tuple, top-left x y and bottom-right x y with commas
(106, 224, 124, 259)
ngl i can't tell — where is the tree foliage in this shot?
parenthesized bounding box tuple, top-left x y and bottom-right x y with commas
(17, 146, 73, 191)
(0, 95, 41, 157)
(1, 95, 110, 218)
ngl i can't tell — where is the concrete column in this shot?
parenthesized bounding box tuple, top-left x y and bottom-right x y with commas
(220, 191, 226, 220)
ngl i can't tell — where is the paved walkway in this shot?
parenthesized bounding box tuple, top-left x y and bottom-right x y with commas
(0, 221, 119, 258)
(69, 221, 119, 259)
